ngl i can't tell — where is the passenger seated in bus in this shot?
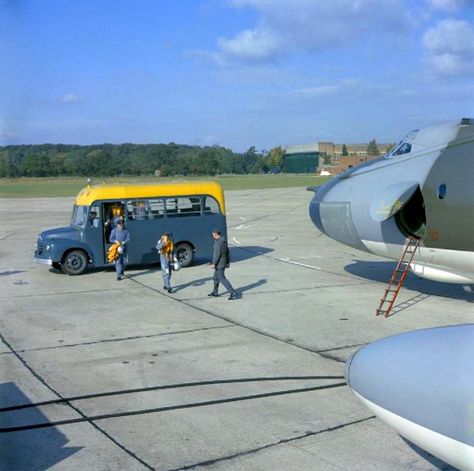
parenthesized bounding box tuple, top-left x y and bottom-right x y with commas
(89, 211, 100, 228)
(132, 200, 150, 220)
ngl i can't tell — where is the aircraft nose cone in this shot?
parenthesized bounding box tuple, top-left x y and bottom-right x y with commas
(309, 196, 325, 234)
(345, 325, 474, 471)
(344, 351, 357, 388)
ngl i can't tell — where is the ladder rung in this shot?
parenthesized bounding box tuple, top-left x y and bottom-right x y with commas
(376, 237, 420, 318)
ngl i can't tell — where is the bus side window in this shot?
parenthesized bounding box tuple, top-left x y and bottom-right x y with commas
(179, 197, 201, 216)
(203, 196, 220, 215)
(165, 198, 178, 217)
(126, 201, 136, 220)
(149, 199, 165, 219)
(164, 197, 201, 217)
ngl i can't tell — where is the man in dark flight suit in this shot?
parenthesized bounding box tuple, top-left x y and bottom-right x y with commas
(208, 229, 238, 300)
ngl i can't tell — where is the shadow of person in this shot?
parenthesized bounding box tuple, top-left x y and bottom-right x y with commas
(123, 267, 158, 279)
(0, 382, 82, 470)
(0, 270, 25, 276)
(172, 276, 214, 293)
(344, 260, 473, 301)
(229, 246, 273, 263)
(237, 278, 267, 294)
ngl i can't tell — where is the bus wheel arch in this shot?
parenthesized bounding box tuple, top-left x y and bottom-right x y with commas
(61, 249, 89, 275)
(175, 242, 194, 267)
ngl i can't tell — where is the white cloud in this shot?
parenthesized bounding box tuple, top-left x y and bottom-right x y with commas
(207, 0, 414, 63)
(293, 85, 340, 96)
(428, 0, 467, 11)
(218, 28, 282, 62)
(60, 94, 82, 104)
(422, 19, 474, 76)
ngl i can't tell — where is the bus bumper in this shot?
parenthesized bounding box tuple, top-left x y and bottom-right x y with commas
(34, 256, 53, 266)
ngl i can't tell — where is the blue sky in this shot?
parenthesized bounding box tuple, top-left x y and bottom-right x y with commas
(1, 0, 474, 151)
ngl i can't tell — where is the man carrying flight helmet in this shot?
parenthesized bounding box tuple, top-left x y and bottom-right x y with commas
(156, 232, 175, 293)
(109, 219, 130, 281)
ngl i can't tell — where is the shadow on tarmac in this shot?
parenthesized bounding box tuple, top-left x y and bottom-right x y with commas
(237, 278, 267, 293)
(172, 276, 213, 292)
(229, 246, 273, 262)
(345, 260, 474, 302)
(402, 438, 457, 470)
(0, 383, 81, 470)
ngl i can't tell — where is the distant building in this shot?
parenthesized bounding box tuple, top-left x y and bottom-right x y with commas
(322, 142, 393, 163)
(283, 143, 321, 173)
(283, 141, 393, 175)
(325, 155, 378, 176)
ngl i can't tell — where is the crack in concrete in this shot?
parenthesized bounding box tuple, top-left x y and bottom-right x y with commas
(177, 281, 375, 302)
(14, 325, 235, 354)
(128, 277, 346, 367)
(0, 286, 143, 300)
(0, 332, 155, 470)
(166, 416, 376, 471)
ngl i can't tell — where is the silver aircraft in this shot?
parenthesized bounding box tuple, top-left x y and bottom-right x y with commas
(309, 118, 474, 284)
(345, 325, 474, 470)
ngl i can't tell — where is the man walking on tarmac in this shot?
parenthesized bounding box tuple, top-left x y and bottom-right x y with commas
(109, 219, 130, 280)
(208, 229, 238, 300)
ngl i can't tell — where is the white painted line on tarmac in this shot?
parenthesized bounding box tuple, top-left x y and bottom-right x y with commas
(232, 237, 241, 245)
(0, 232, 15, 241)
(235, 224, 252, 230)
(239, 217, 246, 221)
(279, 257, 321, 270)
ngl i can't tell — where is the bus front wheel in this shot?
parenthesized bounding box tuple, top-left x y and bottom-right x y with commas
(175, 243, 194, 268)
(61, 250, 88, 275)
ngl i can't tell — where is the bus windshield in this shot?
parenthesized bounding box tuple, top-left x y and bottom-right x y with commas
(71, 205, 89, 227)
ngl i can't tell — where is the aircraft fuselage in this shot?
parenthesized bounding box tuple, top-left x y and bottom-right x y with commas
(309, 119, 474, 283)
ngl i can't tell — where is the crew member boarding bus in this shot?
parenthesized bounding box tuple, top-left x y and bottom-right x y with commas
(34, 181, 227, 275)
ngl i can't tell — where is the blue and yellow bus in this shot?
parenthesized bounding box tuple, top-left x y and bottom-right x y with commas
(34, 181, 227, 275)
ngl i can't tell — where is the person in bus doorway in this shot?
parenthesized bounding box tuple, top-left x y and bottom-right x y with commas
(208, 229, 238, 300)
(111, 203, 125, 228)
(156, 232, 174, 293)
(109, 219, 130, 281)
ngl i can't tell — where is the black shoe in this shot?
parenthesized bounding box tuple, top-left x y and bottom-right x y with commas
(208, 292, 218, 297)
(228, 292, 238, 300)
(117, 276, 123, 281)
(167, 288, 173, 293)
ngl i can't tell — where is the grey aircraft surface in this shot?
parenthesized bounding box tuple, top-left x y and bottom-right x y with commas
(345, 325, 474, 470)
(309, 118, 474, 285)
(309, 118, 474, 469)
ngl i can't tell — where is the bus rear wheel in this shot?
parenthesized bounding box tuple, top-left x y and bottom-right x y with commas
(175, 243, 194, 268)
(61, 250, 88, 275)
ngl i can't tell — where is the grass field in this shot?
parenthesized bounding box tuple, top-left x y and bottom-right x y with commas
(0, 175, 331, 198)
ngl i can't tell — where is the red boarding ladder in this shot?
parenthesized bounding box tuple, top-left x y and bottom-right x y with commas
(376, 236, 420, 318)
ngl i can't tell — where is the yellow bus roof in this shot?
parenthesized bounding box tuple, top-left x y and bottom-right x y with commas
(75, 181, 226, 214)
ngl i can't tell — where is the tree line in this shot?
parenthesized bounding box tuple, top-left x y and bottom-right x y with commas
(0, 143, 284, 178)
